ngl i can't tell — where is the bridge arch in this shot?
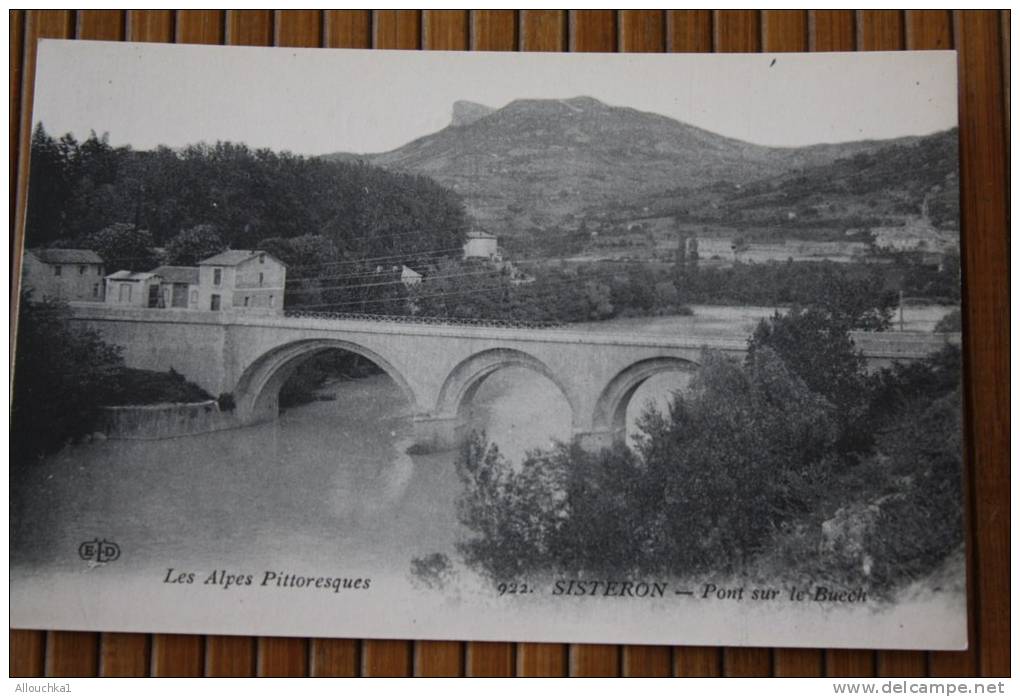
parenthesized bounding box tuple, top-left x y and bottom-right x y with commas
(435, 348, 580, 426)
(233, 338, 418, 423)
(592, 356, 700, 442)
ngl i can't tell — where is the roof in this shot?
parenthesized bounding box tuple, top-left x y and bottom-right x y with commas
(199, 249, 284, 267)
(151, 265, 200, 285)
(105, 270, 159, 281)
(465, 230, 497, 240)
(29, 248, 103, 265)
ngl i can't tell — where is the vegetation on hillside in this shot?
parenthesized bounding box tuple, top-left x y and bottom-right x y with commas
(454, 309, 963, 595)
(27, 125, 468, 265)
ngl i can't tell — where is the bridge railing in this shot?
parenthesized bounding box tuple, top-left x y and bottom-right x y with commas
(283, 309, 565, 330)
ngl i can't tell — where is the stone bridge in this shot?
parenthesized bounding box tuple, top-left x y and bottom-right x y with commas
(67, 305, 956, 451)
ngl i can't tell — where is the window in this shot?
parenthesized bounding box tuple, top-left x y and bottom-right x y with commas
(54, 266, 62, 276)
(92, 284, 99, 298)
(213, 268, 222, 286)
(269, 295, 275, 308)
(259, 254, 265, 264)
(97, 267, 102, 275)
(148, 284, 160, 308)
(210, 294, 221, 311)
(79, 265, 86, 275)
(190, 290, 198, 305)
(259, 272, 264, 286)
(243, 296, 249, 307)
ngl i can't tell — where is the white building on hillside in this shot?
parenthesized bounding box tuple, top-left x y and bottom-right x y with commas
(463, 230, 498, 261)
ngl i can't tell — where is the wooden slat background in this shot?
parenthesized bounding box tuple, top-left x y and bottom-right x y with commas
(8, 9, 1010, 678)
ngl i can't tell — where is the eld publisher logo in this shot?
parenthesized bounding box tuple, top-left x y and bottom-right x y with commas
(79, 538, 120, 563)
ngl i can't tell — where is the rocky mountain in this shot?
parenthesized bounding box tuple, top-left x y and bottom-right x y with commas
(325, 96, 926, 241)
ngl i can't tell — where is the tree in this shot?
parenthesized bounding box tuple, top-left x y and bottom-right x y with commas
(747, 307, 871, 453)
(79, 222, 158, 272)
(11, 294, 125, 462)
(165, 224, 226, 265)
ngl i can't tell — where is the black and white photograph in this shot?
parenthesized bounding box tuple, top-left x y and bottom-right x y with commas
(10, 41, 965, 649)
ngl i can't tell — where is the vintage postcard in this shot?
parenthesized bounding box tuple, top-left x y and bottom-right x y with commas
(10, 41, 965, 649)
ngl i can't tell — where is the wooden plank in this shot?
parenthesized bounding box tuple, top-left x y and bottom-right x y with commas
(423, 10, 468, 51)
(519, 10, 565, 52)
(827, 650, 876, 677)
(465, 642, 514, 677)
(175, 10, 224, 45)
(569, 10, 616, 52)
(99, 634, 149, 677)
(857, 10, 905, 51)
(569, 643, 621, 677)
(517, 643, 568, 676)
(953, 9, 1010, 679)
(763, 10, 807, 51)
(10, 630, 46, 677)
(675, 646, 722, 677)
(361, 639, 412, 676)
(150, 635, 204, 677)
(325, 10, 371, 49)
(275, 10, 322, 48)
(809, 9, 855, 51)
(1002, 11, 1010, 160)
(76, 9, 124, 41)
(310, 639, 359, 677)
(45, 631, 98, 676)
(471, 10, 516, 51)
(226, 10, 272, 47)
(619, 9, 665, 52)
(256, 637, 309, 677)
(906, 9, 952, 50)
(9, 9, 24, 246)
(714, 9, 760, 52)
(723, 647, 771, 677)
(623, 645, 672, 677)
(205, 636, 256, 677)
(774, 648, 824, 677)
(373, 10, 420, 50)
(126, 10, 173, 43)
(666, 10, 711, 52)
(414, 640, 465, 677)
(878, 651, 928, 677)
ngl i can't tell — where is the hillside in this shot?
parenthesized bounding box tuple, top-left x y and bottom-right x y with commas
(325, 96, 920, 243)
(624, 128, 960, 236)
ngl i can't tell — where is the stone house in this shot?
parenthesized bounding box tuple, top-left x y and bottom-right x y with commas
(197, 250, 286, 314)
(21, 248, 105, 301)
(105, 270, 162, 307)
(151, 265, 201, 309)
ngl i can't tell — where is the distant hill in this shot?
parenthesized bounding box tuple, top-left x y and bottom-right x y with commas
(626, 128, 960, 236)
(324, 96, 923, 241)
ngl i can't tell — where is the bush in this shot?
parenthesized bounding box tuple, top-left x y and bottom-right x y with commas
(101, 367, 212, 405)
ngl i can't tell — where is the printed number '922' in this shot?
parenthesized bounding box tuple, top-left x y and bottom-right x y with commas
(496, 582, 533, 596)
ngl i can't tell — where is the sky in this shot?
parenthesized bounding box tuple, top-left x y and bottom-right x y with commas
(33, 40, 959, 156)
